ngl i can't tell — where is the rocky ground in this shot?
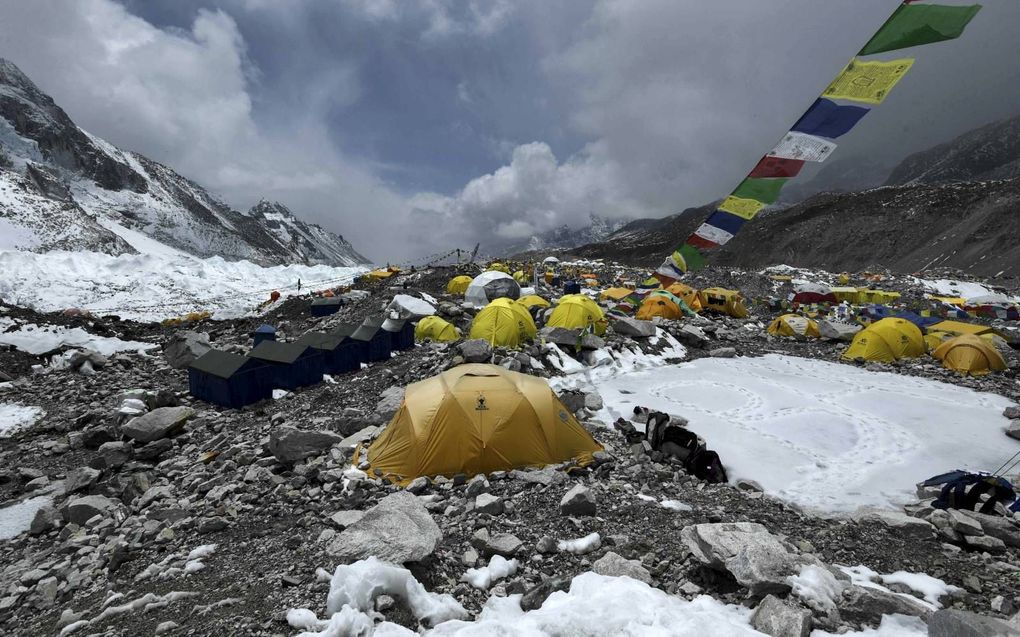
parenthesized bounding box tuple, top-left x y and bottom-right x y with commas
(1, 263, 1019, 636)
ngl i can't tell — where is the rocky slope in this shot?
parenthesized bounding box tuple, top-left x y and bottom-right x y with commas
(0, 58, 368, 267)
(506, 214, 627, 256)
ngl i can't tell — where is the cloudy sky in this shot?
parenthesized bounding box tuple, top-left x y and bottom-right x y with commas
(1, 0, 1017, 261)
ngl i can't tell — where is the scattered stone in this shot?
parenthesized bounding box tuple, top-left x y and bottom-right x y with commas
(963, 534, 1006, 553)
(559, 484, 597, 517)
(592, 552, 652, 584)
(64, 495, 121, 526)
(709, 347, 736, 358)
(681, 522, 803, 596)
(458, 339, 492, 363)
(1003, 406, 1020, 420)
(375, 386, 405, 420)
(472, 528, 523, 558)
(853, 508, 936, 540)
(29, 506, 60, 535)
(122, 406, 195, 443)
(838, 585, 931, 625)
(928, 609, 1017, 637)
(736, 479, 764, 493)
(751, 594, 811, 637)
(63, 466, 101, 494)
(610, 317, 657, 339)
(474, 493, 504, 515)
(269, 426, 343, 465)
(93, 441, 133, 470)
(163, 331, 212, 369)
(327, 492, 441, 563)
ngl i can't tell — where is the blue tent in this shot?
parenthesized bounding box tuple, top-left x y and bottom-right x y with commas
(188, 349, 272, 409)
(295, 329, 362, 375)
(859, 304, 894, 322)
(563, 280, 581, 295)
(247, 341, 324, 390)
(311, 297, 344, 317)
(354, 317, 392, 362)
(893, 310, 942, 331)
(252, 324, 277, 347)
(382, 317, 415, 351)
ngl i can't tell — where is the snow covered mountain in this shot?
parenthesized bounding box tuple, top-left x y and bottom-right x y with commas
(506, 213, 627, 255)
(0, 58, 369, 266)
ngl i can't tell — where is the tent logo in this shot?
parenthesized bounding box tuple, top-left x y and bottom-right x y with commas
(475, 394, 489, 411)
(559, 410, 568, 422)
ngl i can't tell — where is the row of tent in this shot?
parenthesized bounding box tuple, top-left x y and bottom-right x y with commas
(187, 316, 415, 409)
(768, 313, 1007, 375)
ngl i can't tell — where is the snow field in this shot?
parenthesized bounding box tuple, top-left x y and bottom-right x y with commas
(0, 249, 367, 322)
(596, 354, 1018, 513)
(0, 403, 44, 436)
(0, 318, 156, 356)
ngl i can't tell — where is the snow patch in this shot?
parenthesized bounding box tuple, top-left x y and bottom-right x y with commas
(0, 403, 44, 436)
(0, 318, 156, 356)
(0, 495, 52, 540)
(557, 532, 601, 554)
(598, 354, 1018, 513)
(461, 556, 518, 590)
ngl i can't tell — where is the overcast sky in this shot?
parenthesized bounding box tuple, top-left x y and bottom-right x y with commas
(1, 0, 1017, 261)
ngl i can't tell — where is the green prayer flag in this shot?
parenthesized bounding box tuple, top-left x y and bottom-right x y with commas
(859, 4, 981, 56)
(731, 178, 789, 205)
(678, 243, 705, 271)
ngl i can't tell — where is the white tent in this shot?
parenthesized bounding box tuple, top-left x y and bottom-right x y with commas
(543, 256, 561, 265)
(465, 271, 521, 307)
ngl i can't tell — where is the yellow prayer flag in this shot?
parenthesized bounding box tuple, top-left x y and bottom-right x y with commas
(822, 58, 915, 105)
(718, 195, 765, 220)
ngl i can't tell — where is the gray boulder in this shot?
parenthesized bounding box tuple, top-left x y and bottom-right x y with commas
(458, 339, 492, 363)
(818, 320, 862, 342)
(471, 528, 523, 557)
(29, 506, 60, 535)
(958, 511, 1020, 548)
(92, 441, 133, 470)
(560, 484, 597, 517)
(122, 406, 194, 443)
(269, 426, 343, 465)
(681, 522, 801, 595)
(1004, 406, 1020, 420)
(1007, 421, 1020, 442)
(539, 327, 581, 349)
(64, 495, 122, 526)
(751, 595, 811, 637)
(709, 347, 737, 358)
(474, 493, 504, 515)
(329, 510, 366, 529)
(592, 552, 652, 584)
(375, 386, 405, 420)
(929, 609, 1018, 637)
(838, 586, 931, 625)
(163, 331, 211, 369)
(63, 466, 101, 495)
(610, 317, 657, 339)
(853, 508, 936, 540)
(327, 492, 441, 563)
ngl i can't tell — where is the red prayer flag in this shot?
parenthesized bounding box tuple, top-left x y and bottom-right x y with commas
(686, 233, 719, 250)
(748, 155, 805, 179)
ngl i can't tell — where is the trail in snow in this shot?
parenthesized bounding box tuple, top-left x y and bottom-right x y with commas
(597, 353, 1018, 513)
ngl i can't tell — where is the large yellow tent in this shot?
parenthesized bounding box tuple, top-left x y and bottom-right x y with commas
(830, 287, 861, 304)
(932, 334, 1007, 376)
(768, 314, 821, 339)
(368, 268, 399, 280)
(517, 295, 551, 309)
(600, 287, 634, 302)
(699, 288, 749, 318)
(842, 318, 925, 363)
(513, 270, 529, 284)
(927, 320, 996, 338)
(666, 283, 702, 312)
(487, 262, 510, 274)
(469, 298, 537, 347)
(415, 316, 460, 343)
(365, 364, 604, 484)
(548, 295, 607, 335)
(446, 275, 472, 295)
(636, 296, 682, 321)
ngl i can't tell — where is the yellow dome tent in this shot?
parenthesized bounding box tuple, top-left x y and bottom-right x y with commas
(447, 275, 472, 295)
(842, 318, 925, 363)
(415, 316, 461, 343)
(548, 295, 607, 335)
(600, 287, 634, 302)
(927, 320, 996, 338)
(488, 262, 510, 274)
(768, 314, 821, 339)
(636, 296, 683, 321)
(365, 364, 603, 485)
(513, 270, 529, 284)
(699, 287, 749, 318)
(666, 283, 702, 312)
(469, 298, 537, 347)
(932, 334, 1007, 376)
(517, 295, 551, 309)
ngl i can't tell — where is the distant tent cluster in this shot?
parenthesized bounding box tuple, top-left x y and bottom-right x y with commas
(187, 314, 414, 409)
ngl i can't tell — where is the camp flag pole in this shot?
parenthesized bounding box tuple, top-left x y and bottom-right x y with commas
(652, 0, 984, 285)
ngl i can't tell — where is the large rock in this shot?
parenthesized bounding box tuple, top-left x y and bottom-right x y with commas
(269, 427, 343, 465)
(560, 484, 596, 517)
(92, 441, 133, 470)
(1007, 421, 1020, 442)
(1004, 406, 1020, 420)
(122, 407, 194, 443)
(327, 492, 441, 563)
(751, 595, 811, 637)
(163, 331, 212, 369)
(838, 586, 931, 625)
(375, 386, 405, 420)
(539, 327, 581, 349)
(458, 339, 492, 363)
(958, 511, 1020, 548)
(853, 508, 936, 540)
(610, 317, 657, 339)
(928, 609, 1017, 637)
(818, 320, 862, 342)
(474, 493, 504, 515)
(64, 495, 122, 526)
(592, 552, 652, 584)
(63, 466, 101, 495)
(681, 522, 801, 595)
